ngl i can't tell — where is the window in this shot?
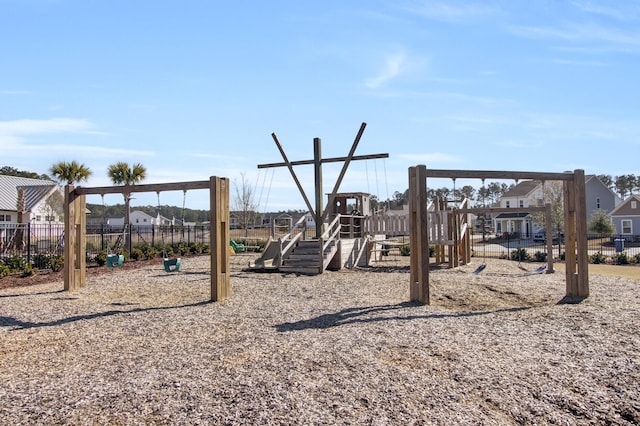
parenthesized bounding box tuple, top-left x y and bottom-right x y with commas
(506, 201, 510, 208)
(519, 200, 524, 208)
(596, 197, 600, 209)
(136, 219, 139, 223)
(632, 201, 637, 209)
(621, 219, 632, 234)
(0, 214, 11, 221)
(45, 215, 56, 221)
(0, 215, 4, 222)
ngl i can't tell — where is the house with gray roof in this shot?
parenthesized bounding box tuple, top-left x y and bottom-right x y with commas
(0, 175, 63, 225)
(494, 175, 620, 238)
(609, 194, 640, 242)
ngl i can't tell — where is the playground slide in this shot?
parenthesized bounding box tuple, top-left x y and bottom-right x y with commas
(248, 238, 281, 270)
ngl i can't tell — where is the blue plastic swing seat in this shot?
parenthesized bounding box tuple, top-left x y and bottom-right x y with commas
(164, 257, 181, 273)
(106, 254, 124, 268)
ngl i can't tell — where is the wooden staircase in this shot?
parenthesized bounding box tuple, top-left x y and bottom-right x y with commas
(279, 238, 340, 274)
(279, 214, 342, 274)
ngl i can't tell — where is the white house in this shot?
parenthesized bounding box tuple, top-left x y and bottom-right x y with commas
(107, 210, 171, 226)
(0, 175, 63, 225)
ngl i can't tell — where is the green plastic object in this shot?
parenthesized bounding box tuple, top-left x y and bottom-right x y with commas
(229, 239, 246, 253)
(164, 257, 181, 273)
(106, 254, 124, 268)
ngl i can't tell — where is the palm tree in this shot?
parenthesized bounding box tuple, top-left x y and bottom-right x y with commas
(49, 160, 92, 185)
(107, 162, 147, 252)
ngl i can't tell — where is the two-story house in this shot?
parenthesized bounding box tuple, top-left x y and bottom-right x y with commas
(494, 175, 621, 238)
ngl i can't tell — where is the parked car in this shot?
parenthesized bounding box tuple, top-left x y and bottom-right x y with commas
(533, 230, 564, 243)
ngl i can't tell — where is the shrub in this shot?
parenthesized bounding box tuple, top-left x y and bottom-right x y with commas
(590, 251, 607, 264)
(400, 245, 410, 256)
(3, 255, 26, 272)
(612, 252, 630, 265)
(32, 254, 51, 269)
(20, 263, 35, 277)
(634, 253, 640, 264)
(95, 250, 107, 266)
(510, 248, 530, 262)
(429, 245, 435, 257)
(534, 251, 547, 262)
(130, 248, 144, 261)
(143, 245, 159, 260)
(50, 255, 64, 272)
(0, 264, 10, 278)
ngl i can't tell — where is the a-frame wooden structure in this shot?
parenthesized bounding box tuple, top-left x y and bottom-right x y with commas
(258, 122, 388, 238)
(408, 167, 589, 305)
(63, 177, 230, 302)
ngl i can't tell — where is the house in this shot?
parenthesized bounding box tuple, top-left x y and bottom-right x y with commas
(609, 195, 640, 242)
(494, 181, 541, 238)
(0, 175, 63, 225)
(494, 175, 621, 238)
(106, 210, 171, 227)
(584, 175, 623, 219)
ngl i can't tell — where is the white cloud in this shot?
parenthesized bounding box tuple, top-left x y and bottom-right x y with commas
(571, 0, 640, 22)
(364, 50, 408, 89)
(508, 22, 640, 52)
(0, 118, 94, 135)
(406, 2, 495, 23)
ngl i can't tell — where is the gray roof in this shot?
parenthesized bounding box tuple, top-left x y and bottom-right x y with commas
(502, 180, 540, 198)
(0, 175, 58, 212)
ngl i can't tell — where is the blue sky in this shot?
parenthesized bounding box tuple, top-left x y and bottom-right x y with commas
(1, 0, 639, 211)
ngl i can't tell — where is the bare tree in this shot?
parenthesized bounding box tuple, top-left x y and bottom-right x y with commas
(233, 173, 258, 237)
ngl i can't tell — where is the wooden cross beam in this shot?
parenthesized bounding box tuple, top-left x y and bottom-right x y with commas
(257, 122, 389, 238)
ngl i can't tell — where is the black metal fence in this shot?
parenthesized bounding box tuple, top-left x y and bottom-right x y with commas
(469, 233, 640, 263)
(1, 223, 211, 268)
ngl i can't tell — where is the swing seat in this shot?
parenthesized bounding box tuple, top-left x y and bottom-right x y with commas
(229, 240, 246, 253)
(471, 263, 486, 275)
(106, 254, 124, 268)
(164, 257, 181, 273)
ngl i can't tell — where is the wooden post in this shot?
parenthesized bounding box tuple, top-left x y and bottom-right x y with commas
(63, 184, 75, 291)
(544, 203, 554, 273)
(563, 175, 578, 296)
(574, 169, 589, 297)
(313, 137, 323, 238)
(409, 165, 429, 304)
(210, 176, 230, 302)
(63, 185, 85, 291)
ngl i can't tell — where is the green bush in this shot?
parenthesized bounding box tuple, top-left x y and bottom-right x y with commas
(130, 248, 144, 261)
(590, 251, 607, 264)
(142, 245, 159, 260)
(400, 245, 410, 256)
(0, 264, 10, 278)
(429, 245, 435, 257)
(3, 255, 26, 272)
(634, 253, 640, 264)
(534, 251, 547, 262)
(20, 263, 35, 277)
(32, 253, 51, 269)
(95, 250, 107, 266)
(50, 255, 64, 272)
(510, 248, 530, 262)
(612, 252, 630, 265)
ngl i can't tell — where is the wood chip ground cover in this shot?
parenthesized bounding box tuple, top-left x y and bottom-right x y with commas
(0, 254, 638, 425)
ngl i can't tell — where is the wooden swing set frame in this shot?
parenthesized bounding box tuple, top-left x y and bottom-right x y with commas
(408, 166, 589, 305)
(63, 177, 231, 302)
